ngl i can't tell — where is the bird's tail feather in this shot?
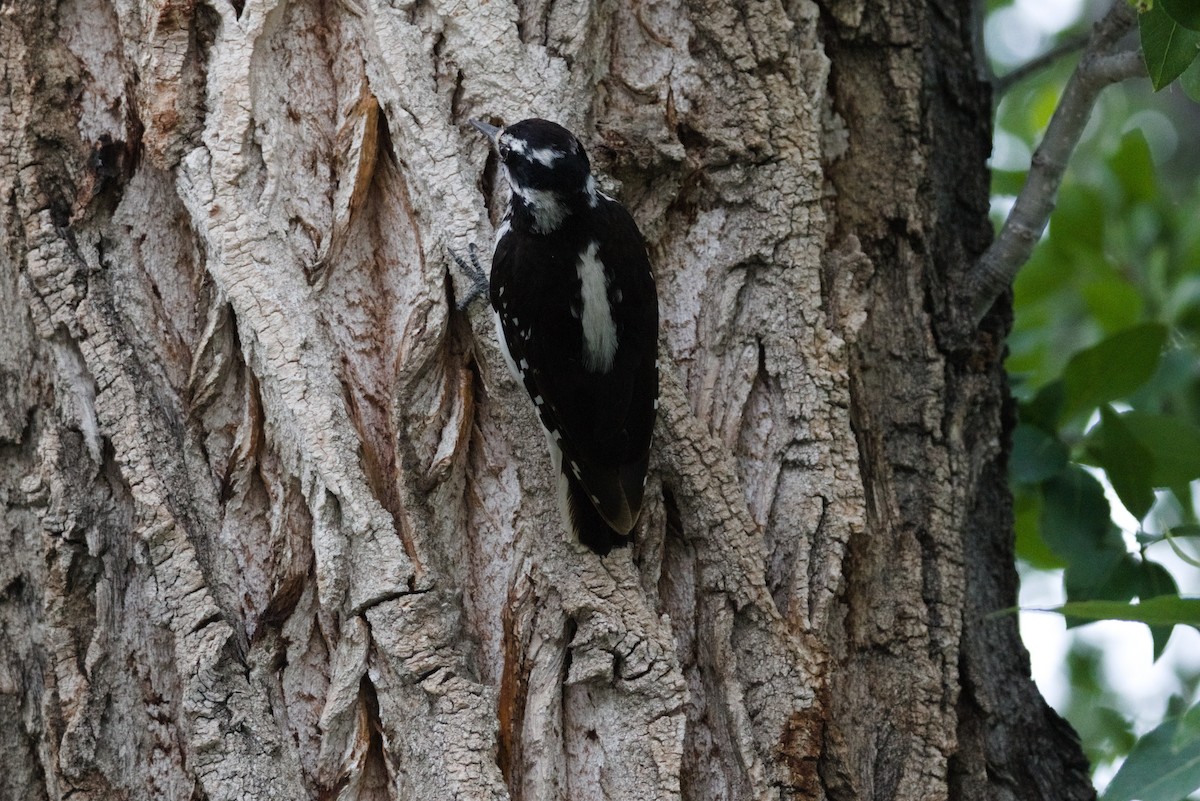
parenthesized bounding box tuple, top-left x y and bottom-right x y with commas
(561, 469, 630, 555)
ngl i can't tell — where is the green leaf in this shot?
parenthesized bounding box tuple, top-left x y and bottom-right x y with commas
(1040, 467, 1117, 565)
(1178, 703, 1200, 749)
(1037, 595, 1200, 628)
(1010, 424, 1069, 484)
(1082, 279, 1144, 333)
(1139, 562, 1180, 604)
(1064, 552, 1136, 611)
(1137, 561, 1180, 659)
(1020, 380, 1065, 430)
(1120, 412, 1200, 486)
(1014, 489, 1066, 569)
(1162, 0, 1200, 30)
(1030, 80, 1065, 132)
(1181, 52, 1200, 101)
(1140, 3, 1200, 91)
(1088, 406, 1156, 519)
(1048, 183, 1107, 255)
(991, 168, 1028, 196)
(1061, 324, 1168, 420)
(1091, 704, 1140, 763)
(1108, 130, 1157, 204)
(1102, 709, 1200, 801)
(1040, 466, 1132, 605)
(1128, 346, 1200, 408)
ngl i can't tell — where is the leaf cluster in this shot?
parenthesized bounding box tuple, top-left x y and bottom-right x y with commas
(1137, 0, 1200, 93)
(994, 3, 1200, 793)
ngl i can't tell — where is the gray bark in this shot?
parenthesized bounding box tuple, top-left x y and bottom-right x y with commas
(0, 0, 1092, 799)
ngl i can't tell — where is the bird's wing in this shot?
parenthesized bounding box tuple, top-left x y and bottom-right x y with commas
(491, 210, 658, 534)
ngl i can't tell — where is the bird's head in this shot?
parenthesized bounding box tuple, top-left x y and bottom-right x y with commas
(470, 117, 597, 234)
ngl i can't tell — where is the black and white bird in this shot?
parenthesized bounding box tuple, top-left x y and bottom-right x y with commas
(469, 117, 659, 555)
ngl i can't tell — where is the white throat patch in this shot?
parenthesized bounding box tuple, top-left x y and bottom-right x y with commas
(576, 240, 617, 372)
(505, 164, 569, 233)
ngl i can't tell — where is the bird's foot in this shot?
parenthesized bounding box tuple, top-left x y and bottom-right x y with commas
(449, 243, 489, 311)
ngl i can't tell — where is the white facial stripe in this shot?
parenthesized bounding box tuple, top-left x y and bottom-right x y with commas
(503, 136, 563, 167)
(577, 241, 617, 373)
(529, 147, 564, 167)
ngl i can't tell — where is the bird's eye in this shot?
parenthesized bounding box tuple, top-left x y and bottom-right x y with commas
(497, 140, 511, 160)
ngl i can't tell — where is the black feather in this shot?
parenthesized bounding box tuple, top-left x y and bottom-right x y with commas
(564, 470, 628, 555)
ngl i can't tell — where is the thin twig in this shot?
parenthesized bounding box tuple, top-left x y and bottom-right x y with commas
(965, 1, 1143, 327)
(994, 33, 1091, 95)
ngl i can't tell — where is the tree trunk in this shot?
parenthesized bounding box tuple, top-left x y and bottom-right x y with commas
(0, 0, 1094, 799)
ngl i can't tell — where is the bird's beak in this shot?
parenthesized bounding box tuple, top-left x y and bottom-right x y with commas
(469, 118, 502, 146)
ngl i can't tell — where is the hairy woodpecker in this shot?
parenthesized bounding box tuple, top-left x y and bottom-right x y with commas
(469, 117, 659, 555)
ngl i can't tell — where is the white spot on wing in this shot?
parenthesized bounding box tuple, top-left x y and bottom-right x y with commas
(586, 175, 599, 208)
(577, 240, 618, 372)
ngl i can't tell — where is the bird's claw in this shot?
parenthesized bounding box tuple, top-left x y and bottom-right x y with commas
(449, 243, 489, 311)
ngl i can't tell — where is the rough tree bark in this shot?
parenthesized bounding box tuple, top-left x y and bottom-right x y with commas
(0, 0, 1094, 799)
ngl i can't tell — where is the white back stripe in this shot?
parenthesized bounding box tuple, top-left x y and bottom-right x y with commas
(577, 241, 617, 372)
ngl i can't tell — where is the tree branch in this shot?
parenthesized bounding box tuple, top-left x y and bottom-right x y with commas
(964, 1, 1143, 327)
(994, 33, 1090, 96)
